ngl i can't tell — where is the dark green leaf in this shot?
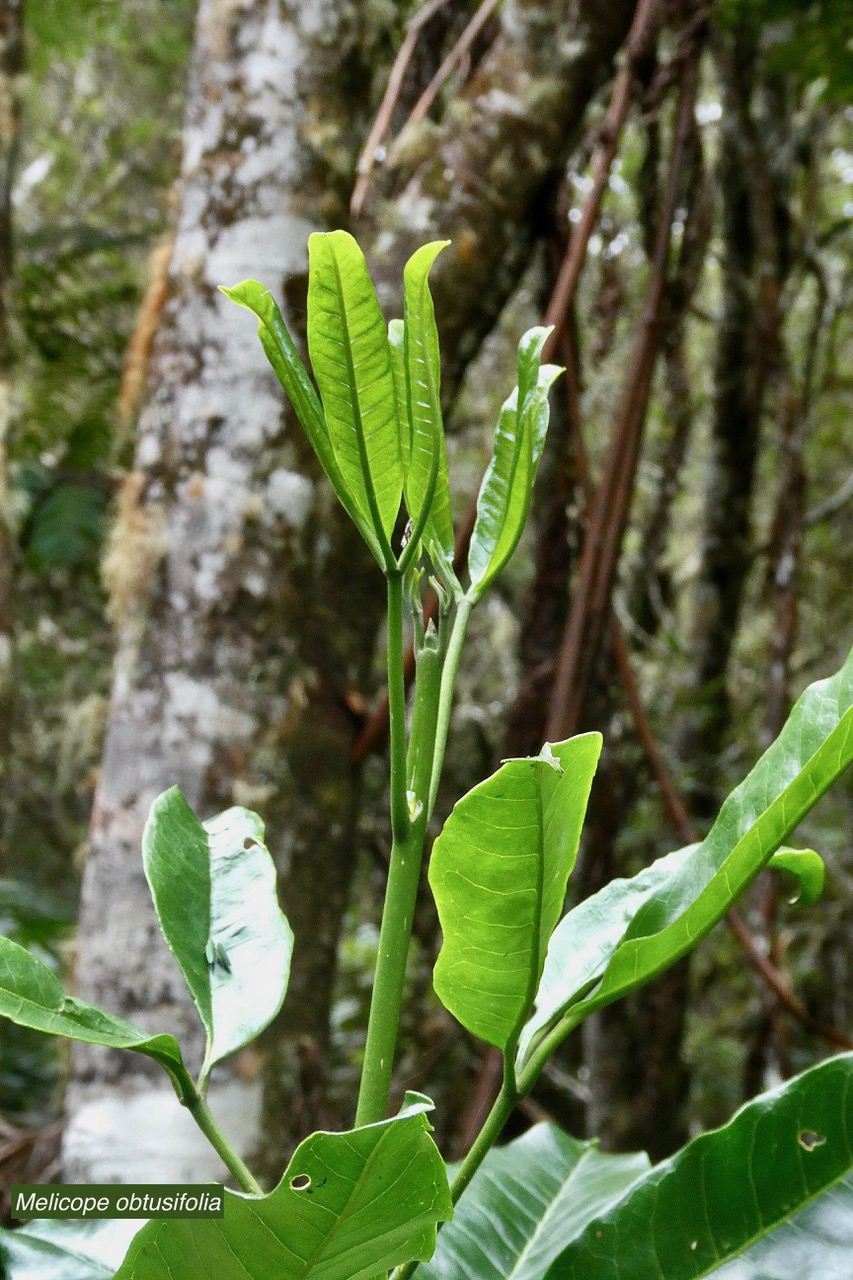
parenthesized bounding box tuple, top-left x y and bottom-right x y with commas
(430, 736, 601, 1051)
(142, 788, 293, 1087)
(413, 1124, 648, 1279)
(307, 230, 402, 562)
(547, 1053, 853, 1280)
(709, 1171, 853, 1278)
(0, 935, 193, 1101)
(114, 1093, 452, 1280)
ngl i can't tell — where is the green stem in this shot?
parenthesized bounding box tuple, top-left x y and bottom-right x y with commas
(357, 583, 440, 1127)
(186, 1091, 263, 1195)
(427, 594, 474, 821)
(356, 819, 426, 1126)
(387, 570, 411, 844)
(450, 1075, 517, 1206)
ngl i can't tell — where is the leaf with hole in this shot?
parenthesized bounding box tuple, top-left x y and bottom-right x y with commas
(429, 735, 601, 1052)
(546, 1052, 853, 1280)
(113, 1093, 452, 1280)
(142, 787, 293, 1089)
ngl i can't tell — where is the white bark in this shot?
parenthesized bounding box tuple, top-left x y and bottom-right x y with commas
(65, 0, 374, 1185)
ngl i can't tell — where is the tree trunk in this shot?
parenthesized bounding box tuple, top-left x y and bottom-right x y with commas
(64, 0, 384, 1186)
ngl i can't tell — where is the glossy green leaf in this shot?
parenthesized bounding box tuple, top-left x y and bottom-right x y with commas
(143, 787, 293, 1088)
(402, 241, 454, 559)
(307, 230, 402, 562)
(0, 1220, 143, 1280)
(222, 280, 383, 564)
(389, 319, 410, 473)
(467, 328, 561, 600)
(430, 735, 602, 1051)
(708, 1171, 853, 1278)
(0, 935, 193, 1101)
(768, 846, 825, 905)
(519, 646, 853, 1072)
(546, 1052, 853, 1280)
(113, 1093, 452, 1280)
(414, 1124, 649, 1280)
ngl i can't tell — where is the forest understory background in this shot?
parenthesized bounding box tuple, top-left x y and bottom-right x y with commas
(1, 0, 853, 1205)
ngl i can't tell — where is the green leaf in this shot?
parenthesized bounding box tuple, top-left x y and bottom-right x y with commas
(708, 1171, 853, 1278)
(221, 280, 383, 565)
(519, 646, 853, 1072)
(0, 1220, 143, 1280)
(114, 1093, 452, 1280)
(413, 1125, 649, 1280)
(467, 328, 561, 600)
(0, 935, 194, 1101)
(768, 846, 825, 906)
(402, 241, 454, 559)
(516, 845, 694, 1069)
(27, 483, 106, 569)
(143, 788, 293, 1088)
(389, 319, 410, 474)
(307, 230, 402, 563)
(429, 735, 602, 1051)
(546, 1052, 853, 1280)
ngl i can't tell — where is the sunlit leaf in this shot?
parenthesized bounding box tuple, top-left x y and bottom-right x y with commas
(430, 735, 601, 1051)
(308, 230, 402, 562)
(518, 646, 853, 1073)
(402, 241, 454, 559)
(221, 280, 383, 564)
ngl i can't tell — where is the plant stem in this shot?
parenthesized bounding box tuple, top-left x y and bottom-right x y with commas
(387, 570, 411, 843)
(186, 1091, 263, 1195)
(356, 819, 426, 1126)
(450, 1076, 516, 1205)
(357, 577, 436, 1127)
(427, 594, 473, 820)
